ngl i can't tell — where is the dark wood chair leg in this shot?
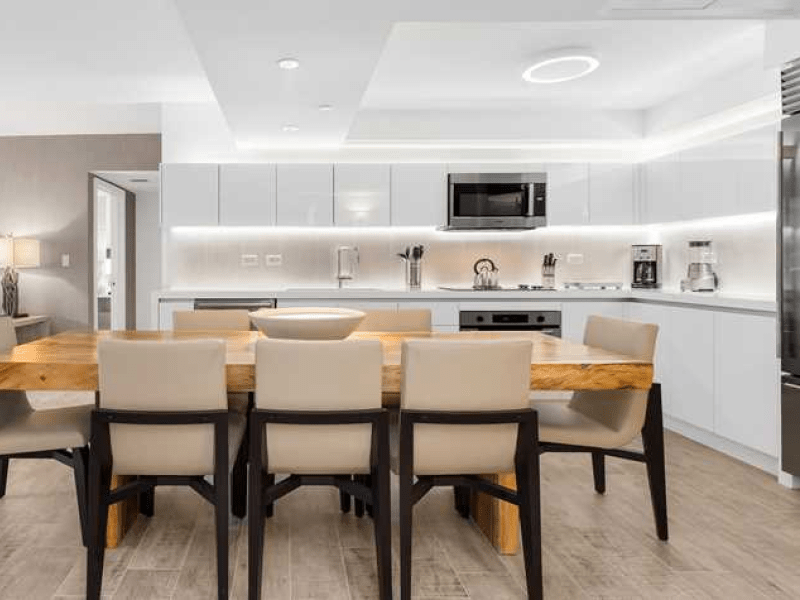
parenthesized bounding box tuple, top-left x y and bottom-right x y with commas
(214, 428, 229, 600)
(339, 482, 351, 514)
(354, 475, 365, 518)
(138, 484, 155, 518)
(399, 424, 413, 600)
(265, 474, 275, 519)
(372, 415, 392, 600)
(454, 485, 470, 519)
(0, 457, 8, 498)
(231, 438, 248, 519)
(86, 456, 111, 600)
(516, 419, 543, 600)
(71, 447, 89, 547)
(364, 474, 374, 518)
(592, 451, 606, 494)
(642, 383, 669, 541)
(248, 421, 265, 600)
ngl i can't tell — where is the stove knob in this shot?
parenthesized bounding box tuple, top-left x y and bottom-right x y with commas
(476, 315, 484, 323)
(536, 315, 545, 323)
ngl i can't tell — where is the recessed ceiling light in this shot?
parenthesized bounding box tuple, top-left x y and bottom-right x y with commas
(282, 124, 300, 132)
(277, 57, 300, 70)
(318, 104, 333, 112)
(522, 48, 600, 84)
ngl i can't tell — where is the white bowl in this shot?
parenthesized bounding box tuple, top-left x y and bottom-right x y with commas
(249, 307, 366, 340)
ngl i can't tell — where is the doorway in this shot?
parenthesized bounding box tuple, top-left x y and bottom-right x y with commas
(93, 178, 126, 330)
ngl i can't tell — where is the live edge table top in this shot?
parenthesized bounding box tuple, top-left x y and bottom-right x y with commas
(0, 330, 653, 394)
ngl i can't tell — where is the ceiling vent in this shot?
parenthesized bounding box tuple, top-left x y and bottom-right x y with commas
(605, 0, 717, 10)
(782, 59, 800, 116)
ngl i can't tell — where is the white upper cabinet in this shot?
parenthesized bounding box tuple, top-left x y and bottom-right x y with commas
(276, 164, 333, 227)
(161, 164, 219, 227)
(641, 154, 681, 224)
(219, 164, 276, 226)
(588, 163, 635, 225)
(446, 163, 545, 174)
(390, 164, 447, 227)
(546, 163, 590, 226)
(334, 164, 391, 226)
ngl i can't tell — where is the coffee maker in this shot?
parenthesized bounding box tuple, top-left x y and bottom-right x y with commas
(632, 245, 662, 289)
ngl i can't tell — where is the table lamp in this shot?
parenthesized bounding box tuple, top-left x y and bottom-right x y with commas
(0, 235, 40, 318)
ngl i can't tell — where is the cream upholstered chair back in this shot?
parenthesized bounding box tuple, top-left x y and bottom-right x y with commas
(401, 339, 532, 475)
(97, 339, 228, 476)
(173, 309, 251, 331)
(0, 317, 33, 425)
(356, 309, 431, 333)
(255, 338, 383, 475)
(568, 315, 659, 448)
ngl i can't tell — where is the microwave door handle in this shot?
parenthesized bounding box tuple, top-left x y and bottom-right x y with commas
(526, 183, 535, 216)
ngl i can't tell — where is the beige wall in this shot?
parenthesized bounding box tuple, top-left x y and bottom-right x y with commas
(0, 134, 160, 331)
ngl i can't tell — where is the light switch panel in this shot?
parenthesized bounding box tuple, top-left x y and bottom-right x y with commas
(567, 253, 584, 265)
(265, 254, 283, 267)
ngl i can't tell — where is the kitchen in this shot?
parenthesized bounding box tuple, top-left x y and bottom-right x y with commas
(1, 2, 800, 599)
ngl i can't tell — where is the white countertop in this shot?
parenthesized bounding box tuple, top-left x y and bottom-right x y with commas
(155, 287, 776, 313)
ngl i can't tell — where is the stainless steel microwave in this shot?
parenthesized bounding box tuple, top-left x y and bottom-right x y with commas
(447, 173, 547, 230)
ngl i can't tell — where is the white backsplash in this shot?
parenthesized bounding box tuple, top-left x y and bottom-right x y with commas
(163, 214, 775, 297)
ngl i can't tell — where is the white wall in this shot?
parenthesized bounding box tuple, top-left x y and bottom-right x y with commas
(764, 20, 800, 68)
(135, 189, 161, 329)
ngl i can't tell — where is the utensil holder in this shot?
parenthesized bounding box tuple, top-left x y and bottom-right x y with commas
(407, 261, 422, 290)
(541, 266, 556, 290)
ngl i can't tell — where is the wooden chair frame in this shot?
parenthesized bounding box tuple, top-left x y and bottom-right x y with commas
(86, 406, 247, 600)
(399, 408, 543, 600)
(247, 408, 391, 600)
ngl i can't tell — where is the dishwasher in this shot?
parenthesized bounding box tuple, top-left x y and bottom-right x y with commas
(459, 309, 561, 337)
(193, 299, 276, 329)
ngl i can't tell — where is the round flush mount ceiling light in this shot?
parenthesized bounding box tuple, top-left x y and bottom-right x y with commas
(277, 57, 300, 70)
(522, 48, 600, 84)
(282, 124, 300, 132)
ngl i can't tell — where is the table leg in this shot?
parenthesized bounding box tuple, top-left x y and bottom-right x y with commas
(470, 473, 520, 555)
(105, 475, 139, 549)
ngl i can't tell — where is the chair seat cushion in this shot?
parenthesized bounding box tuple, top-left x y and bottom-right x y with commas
(0, 404, 91, 455)
(533, 402, 627, 449)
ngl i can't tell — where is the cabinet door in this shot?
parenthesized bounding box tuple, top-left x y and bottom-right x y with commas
(396, 301, 459, 329)
(641, 155, 680, 224)
(276, 164, 333, 226)
(714, 312, 779, 456)
(589, 163, 634, 225)
(161, 164, 219, 226)
(546, 164, 589, 226)
(664, 306, 715, 431)
(446, 163, 545, 174)
(219, 164, 276, 226)
(390, 164, 447, 227)
(561, 301, 626, 342)
(334, 164, 391, 226)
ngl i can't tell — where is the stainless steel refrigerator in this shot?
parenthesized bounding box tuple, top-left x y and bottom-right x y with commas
(779, 58, 800, 477)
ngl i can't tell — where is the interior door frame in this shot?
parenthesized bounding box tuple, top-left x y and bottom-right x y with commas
(91, 177, 128, 331)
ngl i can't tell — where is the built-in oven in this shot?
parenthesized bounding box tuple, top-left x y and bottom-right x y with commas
(447, 172, 546, 230)
(459, 310, 561, 337)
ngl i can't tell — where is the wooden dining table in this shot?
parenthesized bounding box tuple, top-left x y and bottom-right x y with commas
(0, 329, 653, 552)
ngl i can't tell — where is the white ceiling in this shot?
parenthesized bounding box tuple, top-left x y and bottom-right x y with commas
(0, 0, 798, 147)
(362, 21, 764, 111)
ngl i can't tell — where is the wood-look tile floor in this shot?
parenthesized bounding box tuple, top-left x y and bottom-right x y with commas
(1, 393, 799, 599)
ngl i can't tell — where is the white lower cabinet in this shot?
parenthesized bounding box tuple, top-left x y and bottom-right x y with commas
(158, 300, 194, 330)
(626, 302, 670, 385)
(713, 312, 779, 456)
(397, 301, 459, 331)
(664, 306, 715, 432)
(561, 301, 626, 342)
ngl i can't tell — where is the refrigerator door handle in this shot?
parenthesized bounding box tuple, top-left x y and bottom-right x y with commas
(784, 381, 800, 391)
(778, 130, 784, 359)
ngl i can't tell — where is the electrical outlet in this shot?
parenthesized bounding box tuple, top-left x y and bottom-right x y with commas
(265, 254, 283, 267)
(567, 253, 584, 265)
(240, 254, 259, 268)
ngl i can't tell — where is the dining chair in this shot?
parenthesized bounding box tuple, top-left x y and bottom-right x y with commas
(396, 339, 542, 600)
(532, 315, 667, 540)
(248, 338, 391, 600)
(0, 316, 92, 546)
(346, 307, 432, 518)
(172, 308, 252, 518)
(87, 338, 247, 600)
